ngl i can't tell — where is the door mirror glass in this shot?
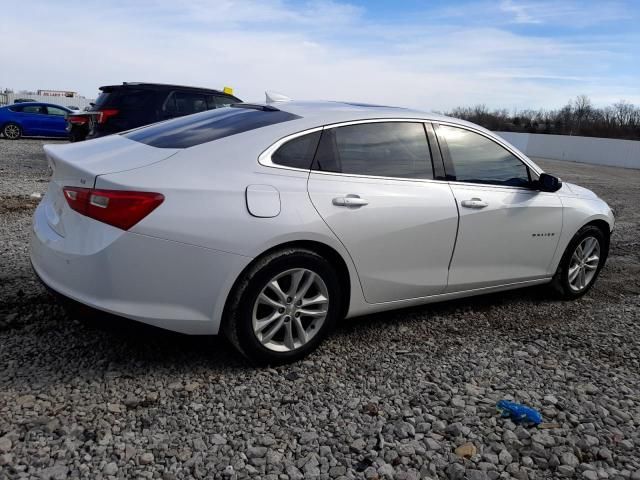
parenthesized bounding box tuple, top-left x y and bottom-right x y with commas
(538, 173, 562, 192)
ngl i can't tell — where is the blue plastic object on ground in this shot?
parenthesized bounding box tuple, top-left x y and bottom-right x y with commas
(496, 400, 543, 425)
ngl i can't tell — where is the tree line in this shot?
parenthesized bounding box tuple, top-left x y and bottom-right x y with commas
(446, 95, 640, 141)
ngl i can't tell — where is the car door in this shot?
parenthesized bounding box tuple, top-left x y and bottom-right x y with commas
(43, 106, 68, 136)
(307, 120, 459, 303)
(434, 123, 563, 292)
(17, 104, 48, 135)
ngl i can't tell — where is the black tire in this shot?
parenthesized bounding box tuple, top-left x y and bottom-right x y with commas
(68, 125, 87, 143)
(223, 248, 343, 365)
(3, 122, 22, 140)
(550, 224, 609, 299)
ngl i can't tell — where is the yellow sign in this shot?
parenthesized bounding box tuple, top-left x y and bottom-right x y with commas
(223, 86, 233, 95)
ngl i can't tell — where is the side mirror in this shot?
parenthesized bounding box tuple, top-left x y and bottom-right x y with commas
(537, 173, 562, 192)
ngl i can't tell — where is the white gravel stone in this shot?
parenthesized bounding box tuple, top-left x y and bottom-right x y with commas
(103, 462, 118, 475)
(0, 436, 11, 453)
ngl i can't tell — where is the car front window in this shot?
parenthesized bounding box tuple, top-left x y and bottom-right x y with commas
(437, 125, 531, 187)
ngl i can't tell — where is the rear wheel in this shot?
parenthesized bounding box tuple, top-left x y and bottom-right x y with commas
(550, 225, 608, 299)
(3, 123, 22, 140)
(224, 248, 342, 364)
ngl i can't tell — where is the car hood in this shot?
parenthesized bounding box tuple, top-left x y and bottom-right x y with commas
(560, 182, 599, 199)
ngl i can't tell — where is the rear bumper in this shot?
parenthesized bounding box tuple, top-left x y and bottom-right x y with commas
(30, 202, 251, 335)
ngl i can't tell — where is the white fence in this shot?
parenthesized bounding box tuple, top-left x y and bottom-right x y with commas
(2, 93, 95, 110)
(496, 132, 640, 169)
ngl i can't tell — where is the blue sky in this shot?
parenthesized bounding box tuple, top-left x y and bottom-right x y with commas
(1, 0, 638, 110)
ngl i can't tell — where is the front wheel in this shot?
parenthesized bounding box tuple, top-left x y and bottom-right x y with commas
(224, 248, 342, 364)
(550, 225, 608, 299)
(3, 123, 22, 140)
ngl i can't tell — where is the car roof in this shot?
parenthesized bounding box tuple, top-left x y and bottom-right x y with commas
(237, 100, 479, 131)
(6, 102, 70, 109)
(99, 82, 235, 96)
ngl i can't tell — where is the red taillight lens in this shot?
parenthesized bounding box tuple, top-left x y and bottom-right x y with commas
(63, 187, 164, 230)
(97, 108, 119, 124)
(68, 115, 88, 125)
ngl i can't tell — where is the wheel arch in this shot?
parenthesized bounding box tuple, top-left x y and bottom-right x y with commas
(221, 239, 352, 330)
(583, 218, 611, 252)
(584, 218, 611, 235)
(2, 120, 24, 136)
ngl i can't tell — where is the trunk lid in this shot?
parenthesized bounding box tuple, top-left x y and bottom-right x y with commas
(44, 134, 179, 186)
(43, 135, 179, 237)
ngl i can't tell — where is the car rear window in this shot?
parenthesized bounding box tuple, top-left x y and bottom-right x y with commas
(313, 122, 434, 179)
(123, 107, 301, 148)
(94, 89, 153, 110)
(93, 92, 111, 108)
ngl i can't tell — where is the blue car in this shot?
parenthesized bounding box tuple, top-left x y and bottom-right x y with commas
(0, 102, 72, 140)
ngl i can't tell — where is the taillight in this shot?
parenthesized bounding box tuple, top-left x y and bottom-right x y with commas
(63, 187, 164, 230)
(96, 108, 119, 124)
(68, 115, 88, 125)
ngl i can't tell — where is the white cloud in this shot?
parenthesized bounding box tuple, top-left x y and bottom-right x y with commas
(500, 0, 541, 24)
(0, 0, 638, 110)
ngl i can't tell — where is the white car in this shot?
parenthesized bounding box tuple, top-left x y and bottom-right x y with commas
(30, 98, 614, 363)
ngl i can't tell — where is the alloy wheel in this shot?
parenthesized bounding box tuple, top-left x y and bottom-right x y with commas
(4, 124, 20, 139)
(568, 236, 601, 292)
(252, 268, 329, 352)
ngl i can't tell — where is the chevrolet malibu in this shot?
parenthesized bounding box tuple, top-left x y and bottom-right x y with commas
(30, 99, 614, 363)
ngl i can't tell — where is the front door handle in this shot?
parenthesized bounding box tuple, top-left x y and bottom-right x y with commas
(461, 198, 488, 209)
(332, 194, 369, 207)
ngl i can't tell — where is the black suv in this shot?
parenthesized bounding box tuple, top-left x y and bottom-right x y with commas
(67, 82, 242, 142)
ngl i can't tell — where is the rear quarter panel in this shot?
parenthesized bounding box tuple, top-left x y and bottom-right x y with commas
(95, 130, 368, 324)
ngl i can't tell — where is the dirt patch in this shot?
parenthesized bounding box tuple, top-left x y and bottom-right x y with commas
(0, 196, 40, 215)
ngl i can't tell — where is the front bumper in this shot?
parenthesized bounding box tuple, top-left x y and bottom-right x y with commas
(30, 202, 250, 335)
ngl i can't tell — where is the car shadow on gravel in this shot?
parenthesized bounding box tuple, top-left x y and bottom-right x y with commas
(0, 280, 603, 391)
(1, 290, 253, 390)
(69, 305, 247, 364)
(339, 283, 556, 335)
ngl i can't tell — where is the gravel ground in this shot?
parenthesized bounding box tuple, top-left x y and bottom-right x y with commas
(1, 138, 639, 480)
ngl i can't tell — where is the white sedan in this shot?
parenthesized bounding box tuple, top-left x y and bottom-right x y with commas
(30, 98, 614, 363)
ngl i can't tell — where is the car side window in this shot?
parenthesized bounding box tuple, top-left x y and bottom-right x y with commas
(206, 95, 236, 109)
(312, 122, 433, 179)
(271, 131, 322, 169)
(214, 96, 235, 108)
(22, 105, 46, 114)
(173, 92, 208, 115)
(47, 107, 67, 116)
(437, 125, 531, 187)
(117, 90, 154, 109)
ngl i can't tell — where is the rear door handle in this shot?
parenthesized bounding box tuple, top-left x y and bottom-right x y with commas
(332, 194, 369, 207)
(461, 198, 488, 209)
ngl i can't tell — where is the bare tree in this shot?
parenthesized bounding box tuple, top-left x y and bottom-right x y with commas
(446, 97, 640, 140)
(572, 95, 593, 133)
(614, 100, 635, 126)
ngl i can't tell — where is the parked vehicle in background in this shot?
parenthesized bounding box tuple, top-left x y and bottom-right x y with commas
(31, 97, 614, 364)
(14, 98, 36, 103)
(66, 82, 241, 142)
(66, 105, 80, 111)
(0, 102, 71, 139)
